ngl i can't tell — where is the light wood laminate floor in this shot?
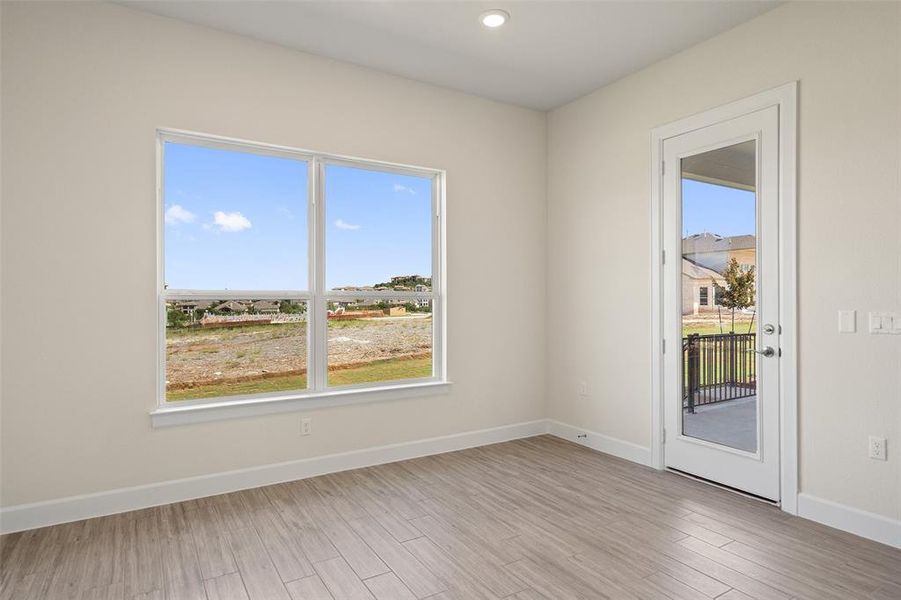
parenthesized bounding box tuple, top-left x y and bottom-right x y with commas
(2, 436, 899, 599)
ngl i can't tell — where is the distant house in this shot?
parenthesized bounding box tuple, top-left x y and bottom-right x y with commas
(682, 233, 756, 274)
(682, 233, 756, 316)
(212, 300, 248, 313)
(251, 300, 280, 314)
(682, 258, 726, 316)
(412, 284, 431, 309)
(175, 300, 213, 315)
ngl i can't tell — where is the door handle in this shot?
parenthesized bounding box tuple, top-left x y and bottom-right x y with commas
(756, 346, 776, 357)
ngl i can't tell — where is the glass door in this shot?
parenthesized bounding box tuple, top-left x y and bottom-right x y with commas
(663, 106, 781, 501)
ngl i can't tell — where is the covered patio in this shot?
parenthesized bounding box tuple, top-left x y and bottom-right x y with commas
(683, 395, 757, 453)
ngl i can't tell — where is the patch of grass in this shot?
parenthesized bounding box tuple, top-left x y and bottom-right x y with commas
(166, 356, 432, 402)
(682, 321, 755, 337)
(329, 356, 432, 386)
(166, 373, 308, 401)
(327, 319, 371, 329)
(167, 322, 307, 339)
(328, 316, 431, 330)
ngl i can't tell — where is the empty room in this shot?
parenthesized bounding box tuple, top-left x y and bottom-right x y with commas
(1, 1, 899, 598)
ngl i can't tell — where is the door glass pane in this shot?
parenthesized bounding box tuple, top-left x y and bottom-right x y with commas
(680, 140, 758, 452)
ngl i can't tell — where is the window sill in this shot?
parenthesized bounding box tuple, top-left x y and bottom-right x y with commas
(150, 381, 452, 428)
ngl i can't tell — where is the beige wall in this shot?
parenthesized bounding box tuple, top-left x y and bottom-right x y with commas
(547, 1, 900, 519)
(2, 0, 899, 528)
(0, 2, 547, 507)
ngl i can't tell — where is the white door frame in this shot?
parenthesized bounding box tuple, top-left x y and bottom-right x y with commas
(649, 82, 798, 514)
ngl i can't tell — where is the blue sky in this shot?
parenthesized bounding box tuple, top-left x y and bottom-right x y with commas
(682, 179, 756, 238)
(164, 143, 431, 291)
(325, 165, 431, 288)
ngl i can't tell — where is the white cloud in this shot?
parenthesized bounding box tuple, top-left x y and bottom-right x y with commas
(334, 219, 361, 230)
(393, 184, 416, 195)
(165, 204, 196, 225)
(213, 211, 252, 232)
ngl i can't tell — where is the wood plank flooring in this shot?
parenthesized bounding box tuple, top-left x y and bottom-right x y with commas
(2, 435, 899, 599)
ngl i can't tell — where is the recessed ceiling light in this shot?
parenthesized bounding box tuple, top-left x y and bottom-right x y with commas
(480, 9, 509, 29)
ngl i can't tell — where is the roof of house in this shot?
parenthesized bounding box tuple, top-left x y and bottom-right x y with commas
(252, 300, 280, 309)
(682, 257, 725, 281)
(213, 300, 248, 312)
(682, 232, 755, 254)
(177, 300, 213, 309)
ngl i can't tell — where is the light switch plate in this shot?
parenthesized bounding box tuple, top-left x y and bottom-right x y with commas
(838, 310, 856, 333)
(869, 312, 901, 334)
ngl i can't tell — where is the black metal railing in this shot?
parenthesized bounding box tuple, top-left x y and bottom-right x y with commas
(682, 332, 756, 412)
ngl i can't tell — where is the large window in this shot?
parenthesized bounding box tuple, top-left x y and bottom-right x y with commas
(159, 131, 444, 407)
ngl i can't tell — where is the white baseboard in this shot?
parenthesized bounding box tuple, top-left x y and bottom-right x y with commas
(8, 419, 894, 551)
(797, 493, 901, 549)
(0, 419, 548, 534)
(546, 419, 653, 467)
(545, 422, 901, 550)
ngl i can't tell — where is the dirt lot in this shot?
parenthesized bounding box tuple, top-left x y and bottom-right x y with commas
(328, 316, 432, 368)
(166, 316, 432, 390)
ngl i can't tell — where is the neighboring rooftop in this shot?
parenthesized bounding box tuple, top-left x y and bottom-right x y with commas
(683, 233, 756, 254)
(682, 257, 725, 281)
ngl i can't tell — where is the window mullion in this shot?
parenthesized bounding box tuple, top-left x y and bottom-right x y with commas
(312, 158, 329, 392)
(432, 173, 444, 381)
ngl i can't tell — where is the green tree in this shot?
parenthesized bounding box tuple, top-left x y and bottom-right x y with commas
(167, 307, 189, 328)
(279, 300, 306, 314)
(372, 275, 432, 289)
(714, 258, 755, 332)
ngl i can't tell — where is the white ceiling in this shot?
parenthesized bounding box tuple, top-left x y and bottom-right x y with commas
(123, 1, 779, 110)
(683, 140, 756, 190)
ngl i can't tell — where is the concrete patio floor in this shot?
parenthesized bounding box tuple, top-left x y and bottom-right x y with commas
(683, 395, 757, 453)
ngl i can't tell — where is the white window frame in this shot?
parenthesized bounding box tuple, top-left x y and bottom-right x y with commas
(152, 129, 448, 427)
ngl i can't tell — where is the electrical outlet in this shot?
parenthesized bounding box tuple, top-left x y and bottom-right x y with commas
(578, 381, 589, 397)
(868, 436, 886, 460)
(300, 417, 312, 436)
